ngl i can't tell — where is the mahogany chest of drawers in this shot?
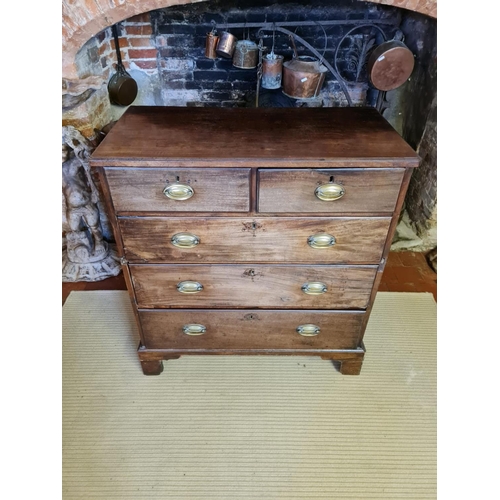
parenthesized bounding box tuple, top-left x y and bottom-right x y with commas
(90, 106, 419, 376)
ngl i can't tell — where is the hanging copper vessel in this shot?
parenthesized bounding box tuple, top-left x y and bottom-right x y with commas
(232, 40, 259, 69)
(216, 31, 238, 58)
(367, 40, 414, 91)
(205, 31, 219, 59)
(261, 53, 284, 89)
(282, 56, 328, 99)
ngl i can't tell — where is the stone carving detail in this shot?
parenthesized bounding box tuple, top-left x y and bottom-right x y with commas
(62, 76, 104, 111)
(62, 126, 121, 281)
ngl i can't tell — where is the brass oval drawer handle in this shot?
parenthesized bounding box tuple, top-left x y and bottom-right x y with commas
(315, 183, 345, 201)
(177, 281, 204, 294)
(301, 282, 328, 295)
(307, 233, 336, 249)
(183, 324, 207, 335)
(296, 324, 321, 336)
(171, 232, 200, 249)
(163, 182, 194, 201)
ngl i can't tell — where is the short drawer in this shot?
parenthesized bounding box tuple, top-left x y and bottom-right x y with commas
(120, 216, 391, 264)
(258, 168, 404, 213)
(105, 168, 250, 213)
(130, 264, 377, 309)
(139, 309, 364, 350)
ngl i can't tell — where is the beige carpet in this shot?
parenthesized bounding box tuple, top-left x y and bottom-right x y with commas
(63, 291, 436, 499)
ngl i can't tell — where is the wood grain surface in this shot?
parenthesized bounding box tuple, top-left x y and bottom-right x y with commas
(86, 106, 420, 376)
(139, 309, 365, 350)
(119, 216, 391, 264)
(90, 107, 420, 168)
(105, 168, 250, 213)
(258, 168, 404, 213)
(130, 264, 377, 309)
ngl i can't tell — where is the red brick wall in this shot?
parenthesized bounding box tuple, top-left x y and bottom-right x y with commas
(96, 13, 157, 79)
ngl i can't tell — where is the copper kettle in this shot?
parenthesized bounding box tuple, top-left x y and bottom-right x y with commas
(282, 56, 328, 99)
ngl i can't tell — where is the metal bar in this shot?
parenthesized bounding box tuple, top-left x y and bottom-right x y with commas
(111, 25, 123, 68)
(212, 20, 399, 29)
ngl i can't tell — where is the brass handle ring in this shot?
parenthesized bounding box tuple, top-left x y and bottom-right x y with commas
(177, 281, 204, 294)
(296, 324, 321, 336)
(163, 182, 194, 201)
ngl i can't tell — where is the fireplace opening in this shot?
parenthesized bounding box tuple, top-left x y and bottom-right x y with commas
(62, 0, 436, 281)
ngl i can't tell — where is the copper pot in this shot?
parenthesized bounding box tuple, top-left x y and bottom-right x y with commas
(205, 32, 219, 59)
(282, 56, 327, 99)
(216, 31, 238, 59)
(232, 40, 258, 69)
(261, 54, 284, 89)
(367, 40, 414, 91)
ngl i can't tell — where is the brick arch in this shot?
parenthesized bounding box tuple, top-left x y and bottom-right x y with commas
(62, 0, 437, 79)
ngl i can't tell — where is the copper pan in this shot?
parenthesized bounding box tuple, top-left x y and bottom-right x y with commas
(367, 40, 414, 91)
(108, 24, 138, 106)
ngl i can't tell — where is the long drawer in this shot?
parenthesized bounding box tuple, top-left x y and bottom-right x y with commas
(139, 309, 364, 350)
(119, 216, 391, 264)
(130, 264, 377, 309)
(258, 168, 404, 213)
(105, 168, 251, 213)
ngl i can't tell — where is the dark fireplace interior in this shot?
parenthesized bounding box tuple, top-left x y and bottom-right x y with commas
(149, 0, 403, 109)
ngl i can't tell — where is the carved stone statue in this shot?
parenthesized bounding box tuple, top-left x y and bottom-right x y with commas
(62, 126, 121, 281)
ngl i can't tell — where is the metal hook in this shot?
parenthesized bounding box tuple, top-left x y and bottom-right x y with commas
(271, 22, 276, 56)
(314, 21, 327, 66)
(394, 29, 405, 42)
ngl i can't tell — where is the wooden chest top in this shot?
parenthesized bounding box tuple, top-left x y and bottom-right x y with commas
(89, 106, 420, 168)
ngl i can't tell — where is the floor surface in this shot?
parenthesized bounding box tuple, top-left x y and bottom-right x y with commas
(62, 290, 437, 499)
